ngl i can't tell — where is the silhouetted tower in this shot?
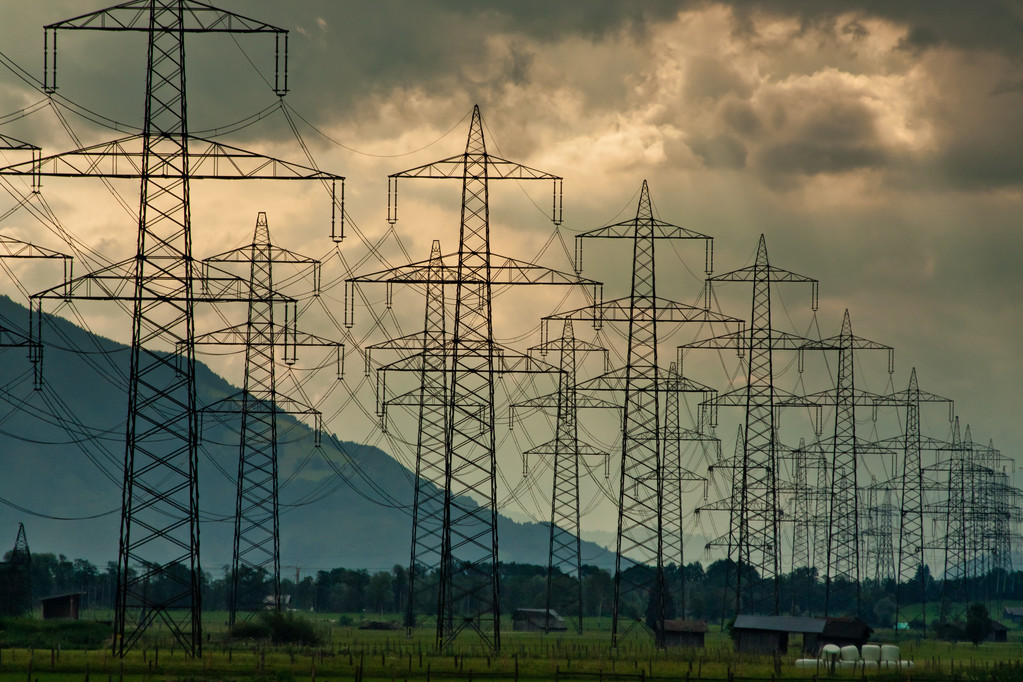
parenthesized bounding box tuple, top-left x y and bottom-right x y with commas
(3, 2, 342, 656)
(1, 523, 32, 616)
(352, 106, 595, 650)
(512, 320, 610, 634)
(940, 418, 967, 621)
(777, 437, 827, 609)
(872, 368, 952, 634)
(194, 212, 340, 626)
(684, 235, 817, 615)
(662, 361, 717, 619)
(800, 310, 893, 616)
(546, 181, 732, 645)
(861, 478, 896, 584)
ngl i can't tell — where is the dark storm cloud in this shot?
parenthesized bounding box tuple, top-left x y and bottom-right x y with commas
(727, 1, 1023, 57)
(686, 133, 747, 169)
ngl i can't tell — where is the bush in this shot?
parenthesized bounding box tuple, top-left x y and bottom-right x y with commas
(229, 611, 321, 645)
(0, 617, 111, 649)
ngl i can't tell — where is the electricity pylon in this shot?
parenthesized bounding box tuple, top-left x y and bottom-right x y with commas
(861, 477, 896, 584)
(2, 1, 343, 656)
(348, 106, 597, 651)
(545, 180, 737, 646)
(799, 309, 893, 616)
(682, 234, 818, 616)
(193, 212, 341, 626)
(662, 361, 718, 619)
(512, 320, 612, 634)
(872, 368, 952, 635)
(2, 523, 31, 616)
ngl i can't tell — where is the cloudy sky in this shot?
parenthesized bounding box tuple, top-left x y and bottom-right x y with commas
(0, 1, 1021, 563)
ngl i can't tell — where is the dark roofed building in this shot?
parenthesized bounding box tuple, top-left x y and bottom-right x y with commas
(662, 619, 708, 648)
(41, 593, 85, 620)
(988, 621, 1009, 643)
(732, 615, 872, 655)
(1003, 607, 1023, 624)
(512, 608, 566, 632)
(732, 615, 824, 654)
(812, 617, 873, 652)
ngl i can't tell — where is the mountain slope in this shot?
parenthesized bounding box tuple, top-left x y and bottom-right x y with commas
(0, 295, 616, 572)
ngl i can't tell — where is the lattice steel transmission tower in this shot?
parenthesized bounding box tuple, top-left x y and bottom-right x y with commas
(546, 180, 735, 646)
(938, 418, 968, 620)
(861, 477, 896, 585)
(777, 437, 827, 609)
(683, 235, 817, 615)
(662, 361, 717, 619)
(1, 1, 343, 656)
(512, 320, 611, 634)
(194, 212, 341, 626)
(872, 368, 952, 634)
(349, 106, 597, 651)
(800, 310, 892, 616)
(0, 523, 32, 616)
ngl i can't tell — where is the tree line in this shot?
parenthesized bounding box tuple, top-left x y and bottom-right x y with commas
(9, 551, 1023, 628)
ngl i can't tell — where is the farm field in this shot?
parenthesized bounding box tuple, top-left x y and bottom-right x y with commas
(3, 612, 1023, 681)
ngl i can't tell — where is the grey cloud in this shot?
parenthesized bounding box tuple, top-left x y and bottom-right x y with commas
(750, 93, 888, 180)
(687, 133, 748, 169)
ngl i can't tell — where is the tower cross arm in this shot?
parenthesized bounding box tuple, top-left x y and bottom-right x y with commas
(576, 217, 710, 242)
(390, 154, 560, 181)
(0, 135, 343, 182)
(47, 1, 287, 34)
(709, 265, 817, 284)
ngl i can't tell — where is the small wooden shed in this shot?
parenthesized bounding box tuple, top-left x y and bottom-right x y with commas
(512, 608, 566, 632)
(732, 615, 824, 654)
(988, 621, 1009, 642)
(662, 619, 708, 648)
(41, 592, 85, 620)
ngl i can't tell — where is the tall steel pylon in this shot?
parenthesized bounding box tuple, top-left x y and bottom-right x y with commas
(860, 477, 896, 585)
(2, 1, 343, 656)
(800, 309, 892, 616)
(683, 234, 818, 616)
(512, 320, 611, 634)
(873, 368, 952, 635)
(939, 418, 968, 620)
(194, 212, 341, 626)
(662, 361, 717, 619)
(349, 106, 597, 651)
(545, 181, 735, 646)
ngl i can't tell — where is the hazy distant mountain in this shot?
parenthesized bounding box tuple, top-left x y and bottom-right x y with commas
(0, 295, 615, 573)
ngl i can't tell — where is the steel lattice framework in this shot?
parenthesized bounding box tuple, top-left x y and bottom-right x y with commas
(546, 181, 735, 646)
(512, 320, 611, 634)
(348, 106, 597, 651)
(194, 212, 341, 626)
(662, 361, 717, 619)
(1, 0, 344, 656)
(684, 235, 817, 615)
(799, 310, 893, 616)
(860, 478, 896, 585)
(872, 368, 952, 635)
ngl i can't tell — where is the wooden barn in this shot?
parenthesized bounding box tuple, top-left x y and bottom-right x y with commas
(732, 615, 872, 655)
(511, 608, 566, 632)
(41, 593, 85, 620)
(661, 619, 708, 648)
(808, 617, 874, 652)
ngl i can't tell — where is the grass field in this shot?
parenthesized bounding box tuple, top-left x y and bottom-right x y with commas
(2, 611, 1023, 681)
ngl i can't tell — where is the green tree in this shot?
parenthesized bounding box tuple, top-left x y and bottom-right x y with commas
(964, 603, 993, 647)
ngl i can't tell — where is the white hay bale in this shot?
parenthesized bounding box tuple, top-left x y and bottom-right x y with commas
(861, 644, 881, 662)
(840, 645, 860, 661)
(880, 644, 900, 661)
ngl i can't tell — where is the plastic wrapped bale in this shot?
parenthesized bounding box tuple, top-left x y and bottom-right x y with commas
(862, 661, 879, 671)
(840, 645, 860, 661)
(880, 644, 900, 662)
(822, 644, 841, 661)
(861, 644, 881, 662)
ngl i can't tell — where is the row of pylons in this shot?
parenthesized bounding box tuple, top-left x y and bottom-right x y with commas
(0, 0, 1014, 657)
